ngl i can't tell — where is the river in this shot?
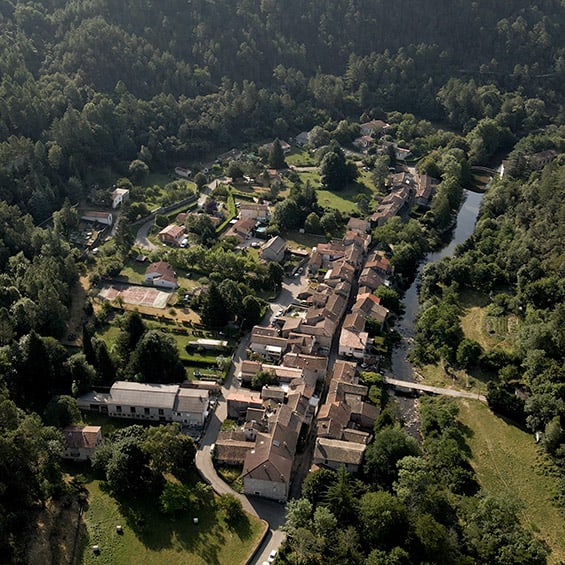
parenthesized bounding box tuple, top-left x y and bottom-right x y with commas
(391, 189, 486, 382)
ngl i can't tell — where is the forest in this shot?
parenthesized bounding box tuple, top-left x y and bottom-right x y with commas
(0, 0, 564, 563)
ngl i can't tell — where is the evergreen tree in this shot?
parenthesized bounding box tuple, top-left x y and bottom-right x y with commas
(269, 138, 286, 169)
(200, 282, 230, 329)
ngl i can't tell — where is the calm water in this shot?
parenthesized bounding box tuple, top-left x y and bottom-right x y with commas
(391, 189, 485, 380)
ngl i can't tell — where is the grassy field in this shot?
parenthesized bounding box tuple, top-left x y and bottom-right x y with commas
(80, 480, 264, 565)
(418, 363, 489, 395)
(457, 400, 565, 564)
(459, 289, 519, 352)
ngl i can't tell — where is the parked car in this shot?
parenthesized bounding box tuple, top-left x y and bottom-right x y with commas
(268, 549, 277, 563)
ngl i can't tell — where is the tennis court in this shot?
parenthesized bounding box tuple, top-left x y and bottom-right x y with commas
(99, 283, 171, 309)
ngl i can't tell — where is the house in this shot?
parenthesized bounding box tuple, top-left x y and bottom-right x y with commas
(282, 353, 328, 382)
(239, 203, 269, 222)
(174, 166, 192, 178)
(316, 401, 351, 439)
(261, 236, 287, 263)
(313, 437, 366, 473)
(217, 148, 243, 163)
(353, 293, 390, 325)
(173, 388, 210, 427)
(370, 185, 414, 227)
(360, 119, 390, 137)
(348, 398, 380, 431)
(353, 135, 375, 150)
(144, 261, 178, 289)
(415, 174, 438, 207)
(215, 430, 255, 466)
(242, 430, 294, 502)
(339, 327, 370, 359)
(111, 188, 129, 209)
(224, 218, 256, 241)
(529, 149, 557, 168)
(242, 406, 301, 502)
(358, 267, 386, 292)
(82, 381, 209, 427)
(226, 391, 264, 419)
(81, 210, 113, 225)
(295, 131, 310, 146)
(249, 326, 288, 360)
(158, 224, 186, 246)
(61, 426, 102, 461)
(347, 217, 370, 233)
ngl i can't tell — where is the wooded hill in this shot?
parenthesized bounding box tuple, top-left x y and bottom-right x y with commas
(0, 0, 563, 221)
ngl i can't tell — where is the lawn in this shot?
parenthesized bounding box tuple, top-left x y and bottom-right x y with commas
(459, 290, 519, 352)
(283, 230, 327, 250)
(457, 400, 565, 564)
(80, 480, 265, 565)
(285, 147, 317, 167)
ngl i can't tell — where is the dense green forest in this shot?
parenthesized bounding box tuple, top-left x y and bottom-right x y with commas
(0, 0, 563, 221)
(0, 0, 564, 562)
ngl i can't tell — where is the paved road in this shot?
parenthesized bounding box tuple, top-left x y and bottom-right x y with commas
(194, 273, 310, 564)
(134, 217, 157, 250)
(384, 377, 487, 402)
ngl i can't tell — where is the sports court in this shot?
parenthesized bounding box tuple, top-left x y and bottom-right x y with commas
(99, 283, 171, 309)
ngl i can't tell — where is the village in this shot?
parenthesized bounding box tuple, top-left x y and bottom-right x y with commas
(57, 118, 448, 507)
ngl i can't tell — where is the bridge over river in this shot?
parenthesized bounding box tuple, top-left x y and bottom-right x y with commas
(383, 376, 486, 403)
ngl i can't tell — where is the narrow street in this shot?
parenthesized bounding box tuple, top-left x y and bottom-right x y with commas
(194, 273, 311, 564)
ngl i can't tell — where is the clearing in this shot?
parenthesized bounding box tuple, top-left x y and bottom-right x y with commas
(80, 480, 265, 565)
(457, 399, 565, 564)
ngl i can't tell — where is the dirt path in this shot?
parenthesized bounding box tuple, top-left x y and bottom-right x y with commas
(63, 274, 91, 345)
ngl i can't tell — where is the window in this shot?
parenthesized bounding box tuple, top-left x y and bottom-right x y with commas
(116, 406, 122, 413)
(144, 407, 150, 415)
(158, 408, 164, 415)
(130, 407, 136, 414)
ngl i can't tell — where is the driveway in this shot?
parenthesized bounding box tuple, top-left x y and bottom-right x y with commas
(134, 218, 157, 250)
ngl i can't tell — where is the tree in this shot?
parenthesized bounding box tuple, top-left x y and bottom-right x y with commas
(128, 330, 186, 383)
(43, 395, 81, 427)
(241, 295, 263, 329)
(128, 159, 149, 182)
(115, 311, 146, 365)
(227, 161, 243, 180)
(304, 212, 322, 234)
(65, 352, 97, 395)
(218, 493, 244, 525)
(359, 490, 409, 550)
(364, 427, 420, 488)
(301, 467, 337, 506)
(194, 172, 207, 190)
(269, 138, 287, 169)
(200, 282, 230, 329)
(324, 466, 358, 524)
(456, 338, 483, 369)
(105, 436, 160, 496)
(272, 199, 300, 230)
(251, 370, 277, 390)
(159, 481, 192, 515)
(267, 262, 284, 288)
(143, 424, 196, 476)
(374, 287, 402, 314)
(283, 497, 313, 534)
(320, 145, 357, 191)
